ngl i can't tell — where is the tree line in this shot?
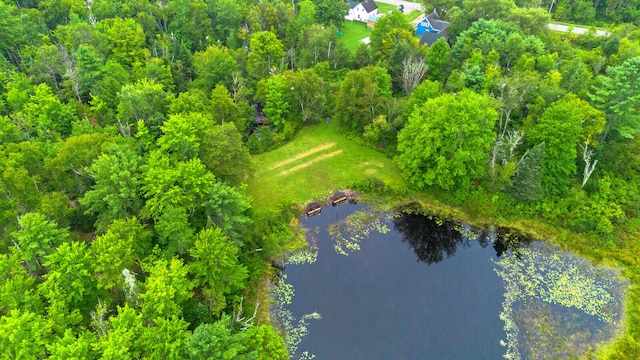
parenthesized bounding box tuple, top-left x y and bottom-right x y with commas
(1, 0, 640, 357)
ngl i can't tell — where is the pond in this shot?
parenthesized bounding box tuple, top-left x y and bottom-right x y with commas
(273, 203, 627, 359)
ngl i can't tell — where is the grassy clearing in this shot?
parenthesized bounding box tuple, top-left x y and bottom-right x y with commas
(246, 123, 406, 213)
(339, 8, 425, 53)
(338, 21, 371, 53)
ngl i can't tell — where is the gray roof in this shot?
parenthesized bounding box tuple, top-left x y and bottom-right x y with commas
(426, 10, 450, 32)
(348, 0, 359, 9)
(419, 32, 447, 47)
(361, 0, 378, 13)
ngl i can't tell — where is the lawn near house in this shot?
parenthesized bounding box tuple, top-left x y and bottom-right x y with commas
(376, 2, 396, 13)
(246, 123, 406, 213)
(337, 21, 372, 53)
(338, 4, 422, 53)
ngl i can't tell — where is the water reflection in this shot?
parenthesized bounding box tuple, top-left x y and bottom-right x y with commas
(394, 212, 466, 265)
(278, 203, 626, 360)
(394, 211, 511, 266)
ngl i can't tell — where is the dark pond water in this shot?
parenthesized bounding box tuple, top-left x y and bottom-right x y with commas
(276, 202, 626, 360)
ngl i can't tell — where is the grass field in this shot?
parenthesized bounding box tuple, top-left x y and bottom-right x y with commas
(338, 7, 424, 53)
(246, 123, 406, 213)
(337, 21, 371, 53)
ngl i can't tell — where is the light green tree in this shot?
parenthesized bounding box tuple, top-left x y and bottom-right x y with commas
(140, 316, 190, 359)
(189, 227, 248, 313)
(91, 217, 152, 291)
(0, 253, 42, 314)
(97, 17, 148, 67)
(528, 94, 605, 195)
(140, 258, 193, 319)
(0, 309, 53, 359)
(312, 0, 349, 27)
(334, 66, 392, 133)
(262, 75, 290, 132)
(116, 78, 169, 137)
(284, 68, 326, 123)
(248, 31, 285, 80)
(40, 241, 98, 315)
(12, 212, 70, 272)
(210, 84, 244, 130)
(369, 10, 416, 62)
(192, 46, 238, 92)
(168, 0, 211, 51)
(184, 317, 255, 359)
(81, 145, 143, 233)
(94, 305, 145, 359)
(396, 90, 498, 192)
(47, 329, 96, 360)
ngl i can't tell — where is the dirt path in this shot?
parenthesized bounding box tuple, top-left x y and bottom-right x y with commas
(278, 150, 343, 176)
(268, 143, 336, 171)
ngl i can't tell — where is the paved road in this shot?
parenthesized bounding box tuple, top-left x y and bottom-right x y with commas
(374, 0, 611, 37)
(547, 23, 610, 36)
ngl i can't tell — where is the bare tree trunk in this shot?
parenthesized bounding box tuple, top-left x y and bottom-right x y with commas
(402, 57, 428, 97)
(581, 143, 598, 188)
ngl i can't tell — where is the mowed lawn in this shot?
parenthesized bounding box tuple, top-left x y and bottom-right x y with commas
(246, 123, 406, 213)
(338, 5, 419, 53)
(337, 21, 371, 53)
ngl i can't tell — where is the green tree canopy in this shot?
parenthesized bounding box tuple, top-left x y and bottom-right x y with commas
(192, 45, 238, 92)
(247, 31, 285, 81)
(396, 90, 498, 192)
(528, 94, 605, 195)
(590, 56, 640, 140)
(369, 10, 416, 62)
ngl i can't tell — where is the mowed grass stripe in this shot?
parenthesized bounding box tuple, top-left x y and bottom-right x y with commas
(247, 123, 406, 213)
(278, 149, 343, 176)
(267, 142, 336, 171)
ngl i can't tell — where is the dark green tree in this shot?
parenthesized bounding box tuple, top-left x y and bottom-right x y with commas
(590, 56, 640, 140)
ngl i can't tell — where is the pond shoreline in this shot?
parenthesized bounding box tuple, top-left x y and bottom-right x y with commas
(263, 189, 637, 358)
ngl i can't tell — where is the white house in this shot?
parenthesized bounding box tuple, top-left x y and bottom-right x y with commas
(345, 0, 378, 23)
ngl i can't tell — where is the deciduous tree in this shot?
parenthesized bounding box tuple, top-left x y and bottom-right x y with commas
(116, 79, 169, 137)
(140, 258, 193, 319)
(0, 309, 52, 359)
(81, 145, 143, 233)
(396, 90, 498, 192)
(189, 227, 248, 313)
(528, 94, 605, 195)
(12, 212, 70, 272)
(192, 46, 238, 92)
(247, 31, 285, 80)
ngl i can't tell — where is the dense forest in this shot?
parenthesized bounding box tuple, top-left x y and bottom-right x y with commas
(0, 0, 639, 358)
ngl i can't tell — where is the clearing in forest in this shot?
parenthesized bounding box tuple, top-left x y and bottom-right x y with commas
(268, 142, 336, 171)
(246, 123, 406, 213)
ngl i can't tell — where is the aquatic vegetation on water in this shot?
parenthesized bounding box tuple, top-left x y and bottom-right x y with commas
(494, 245, 627, 359)
(286, 230, 319, 265)
(271, 275, 321, 357)
(328, 209, 393, 256)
